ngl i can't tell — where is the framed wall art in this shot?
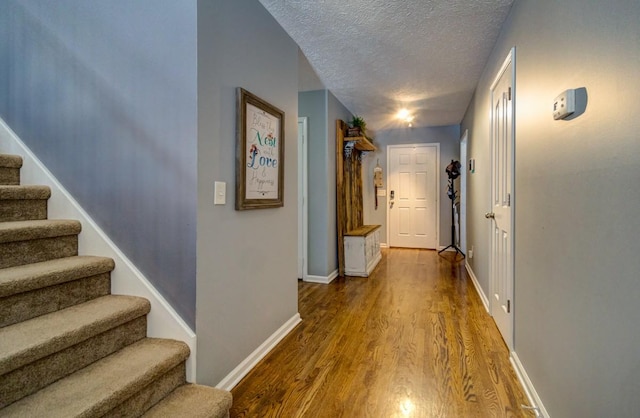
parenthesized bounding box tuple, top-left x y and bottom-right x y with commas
(236, 88, 285, 210)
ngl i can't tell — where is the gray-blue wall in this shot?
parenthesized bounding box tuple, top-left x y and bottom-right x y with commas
(196, 0, 299, 385)
(298, 89, 352, 277)
(299, 90, 328, 276)
(0, 0, 198, 327)
(326, 91, 353, 275)
(362, 126, 461, 247)
(462, 0, 640, 415)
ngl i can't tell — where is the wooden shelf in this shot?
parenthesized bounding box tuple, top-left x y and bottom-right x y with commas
(345, 136, 376, 152)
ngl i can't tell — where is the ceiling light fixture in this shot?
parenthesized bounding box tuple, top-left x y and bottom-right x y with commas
(397, 108, 410, 120)
(396, 108, 414, 127)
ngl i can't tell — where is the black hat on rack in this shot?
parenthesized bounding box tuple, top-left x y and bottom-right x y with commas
(445, 160, 461, 180)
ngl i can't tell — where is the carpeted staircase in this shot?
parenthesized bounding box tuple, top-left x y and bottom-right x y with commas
(0, 153, 232, 417)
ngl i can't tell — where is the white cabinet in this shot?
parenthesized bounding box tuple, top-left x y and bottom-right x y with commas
(344, 225, 381, 277)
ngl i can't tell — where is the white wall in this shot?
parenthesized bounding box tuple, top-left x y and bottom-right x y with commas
(196, 0, 300, 385)
(462, 0, 640, 415)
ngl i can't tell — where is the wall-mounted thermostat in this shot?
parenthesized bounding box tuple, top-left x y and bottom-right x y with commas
(553, 89, 576, 120)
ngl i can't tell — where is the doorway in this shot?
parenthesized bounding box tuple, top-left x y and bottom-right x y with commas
(488, 48, 515, 350)
(297, 117, 308, 280)
(387, 144, 439, 249)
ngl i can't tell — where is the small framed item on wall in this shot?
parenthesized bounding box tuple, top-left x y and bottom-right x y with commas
(236, 88, 285, 210)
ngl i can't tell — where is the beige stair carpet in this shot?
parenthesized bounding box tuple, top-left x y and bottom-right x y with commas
(0, 153, 232, 417)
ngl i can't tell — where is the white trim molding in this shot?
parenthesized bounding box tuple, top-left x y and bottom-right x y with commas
(379, 243, 389, 249)
(511, 352, 549, 418)
(304, 269, 338, 284)
(216, 313, 302, 391)
(0, 118, 198, 381)
(465, 261, 489, 313)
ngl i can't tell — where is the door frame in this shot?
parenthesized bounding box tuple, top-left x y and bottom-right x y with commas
(489, 48, 516, 350)
(385, 143, 440, 249)
(298, 117, 308, 280)
(459, 130, 468, 255)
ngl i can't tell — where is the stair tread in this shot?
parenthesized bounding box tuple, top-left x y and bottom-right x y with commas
(0, 219, 81, 244)
(0, 154, 23, 169)
(143, 384, 233, 418)
(0, 185, 51, 200)
(0, 294, 150, 375)
(0, 255, 115, 298)
(0, 338, 190, 418)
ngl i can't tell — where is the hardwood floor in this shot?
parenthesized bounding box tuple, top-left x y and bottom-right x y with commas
(230, 249, 532, 417)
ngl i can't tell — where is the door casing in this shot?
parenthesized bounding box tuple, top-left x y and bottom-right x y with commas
(297, 117, 308, 280)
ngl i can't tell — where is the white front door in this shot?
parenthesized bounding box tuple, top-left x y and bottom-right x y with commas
(388, 144, 439, 249)
(489, 49, 515, 350)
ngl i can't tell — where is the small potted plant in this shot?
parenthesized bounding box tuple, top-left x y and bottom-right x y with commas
(348, 115, 366, 137)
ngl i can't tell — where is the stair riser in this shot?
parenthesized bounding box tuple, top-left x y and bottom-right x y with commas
(0, 317, 148, 409)
(104, 364, 186, 418)
(0, 168, 20, 185)
(0, 236, 78, 269)
(0, 273, 111, 327)
(0, 200, 48, 222)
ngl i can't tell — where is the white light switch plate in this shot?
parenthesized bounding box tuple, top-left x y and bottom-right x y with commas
(214, 181, 226, 205)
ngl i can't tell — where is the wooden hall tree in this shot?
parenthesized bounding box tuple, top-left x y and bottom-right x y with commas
(336, 119, 380, 276)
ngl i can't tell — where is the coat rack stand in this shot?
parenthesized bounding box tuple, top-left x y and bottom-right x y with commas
(439, 161, 465, 258)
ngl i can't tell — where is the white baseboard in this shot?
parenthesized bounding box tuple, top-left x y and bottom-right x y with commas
(380, 243, 388, 248)
(511, 352, 549, 418)
(216, 313, 302, 391)
(304, 269, 338, 284)
(465, 261, 489, 313)
(0, 118, 197, 382)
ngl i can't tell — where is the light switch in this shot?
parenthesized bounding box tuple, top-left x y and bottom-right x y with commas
(214, 181, 226, 205)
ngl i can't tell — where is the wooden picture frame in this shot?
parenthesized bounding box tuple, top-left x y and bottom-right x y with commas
(236, 88, 285, 210)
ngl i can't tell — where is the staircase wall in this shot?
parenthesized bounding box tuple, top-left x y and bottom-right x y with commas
(0, 118, 197, 382)
(0, 0, 198, 329)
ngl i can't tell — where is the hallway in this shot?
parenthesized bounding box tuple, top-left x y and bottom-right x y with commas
(230, 249, 530, 417)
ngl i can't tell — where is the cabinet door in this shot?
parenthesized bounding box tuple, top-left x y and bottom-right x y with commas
(344, 237, 366, 273)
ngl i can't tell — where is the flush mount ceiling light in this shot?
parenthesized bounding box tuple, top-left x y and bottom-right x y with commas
(396, 108, 414, 126)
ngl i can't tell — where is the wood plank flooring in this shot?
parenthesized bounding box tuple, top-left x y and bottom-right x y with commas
(230, 249, 532, 417)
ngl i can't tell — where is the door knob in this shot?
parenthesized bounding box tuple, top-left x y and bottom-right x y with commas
(485, 212, 495, 219)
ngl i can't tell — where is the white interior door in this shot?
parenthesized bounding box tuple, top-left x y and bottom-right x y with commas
(489, 49, 515, 350)
(388, 144, 438, 249)
(297, 117, 308, 280)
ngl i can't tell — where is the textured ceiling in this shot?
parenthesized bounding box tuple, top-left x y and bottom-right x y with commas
(260, 0, 514, 130)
